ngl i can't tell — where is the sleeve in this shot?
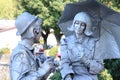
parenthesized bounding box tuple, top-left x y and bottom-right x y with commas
(87, 39, 104, 74)
(10, 51, 47, 80)
(82, 57, 104, 75)
(60, 38, 74, 80)
(82, 38, 104, 74)
(88, 59, 104, 74)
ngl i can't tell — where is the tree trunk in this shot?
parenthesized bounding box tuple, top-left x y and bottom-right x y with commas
(41, 30, 50, 49)
(54, 31, 63, 46)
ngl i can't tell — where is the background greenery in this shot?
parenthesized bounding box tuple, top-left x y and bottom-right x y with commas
(0, 48, 10, 54)
(48, 46, 58, 57)
(0, 0, 120, 79)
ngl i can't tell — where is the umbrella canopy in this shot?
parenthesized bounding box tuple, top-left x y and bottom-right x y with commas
(58, 0, 120, 59)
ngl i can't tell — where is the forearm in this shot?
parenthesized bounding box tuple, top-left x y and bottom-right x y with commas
(82, 57, 104, 74)
(18, 72, 42, 80)
(11, 67, 48, 80)
(61, 58, 74, 79)
(88, 59, 104, 74)
(60, 38, 74, 79)
(10, 53, 50, 80)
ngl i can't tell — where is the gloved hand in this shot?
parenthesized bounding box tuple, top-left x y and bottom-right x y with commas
(41, 57, 54, 73)
(65, 77, 72, 80)
(65, 74, 73, 80)
(81, 54, 90, 67)
(37, 56, 54, 78)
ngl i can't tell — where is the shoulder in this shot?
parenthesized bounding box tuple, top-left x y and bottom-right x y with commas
(10, 45, 27, 61)
(60, 37, 67, 45)
(61, 35, 76, 45)
(60, 35, 76, 45)
(86, 37, 98, 43)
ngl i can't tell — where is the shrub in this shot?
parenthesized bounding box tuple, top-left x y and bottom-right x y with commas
(0, 47, 10, 54)
(48, 46, 58, 57)
(49, 68, 112, 80)
(98, 68, 113, 80)
(104, 59, 120, 80)
(49, 71, 62, 80)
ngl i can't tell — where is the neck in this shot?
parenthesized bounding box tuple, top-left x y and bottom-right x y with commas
(75, 33, 85, 43)
(22, 38, 34, 46)
(76, 33, 85, 39)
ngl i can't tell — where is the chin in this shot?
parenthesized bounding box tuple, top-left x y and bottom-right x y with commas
(34, 41, 40, 43)
(77, 32, 82, 34)
(34, 39, 40, 43)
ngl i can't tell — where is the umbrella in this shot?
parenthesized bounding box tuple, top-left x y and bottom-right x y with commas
(58, 0, 120, 59)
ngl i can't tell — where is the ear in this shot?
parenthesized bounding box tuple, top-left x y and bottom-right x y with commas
(33, 28, 39, 36)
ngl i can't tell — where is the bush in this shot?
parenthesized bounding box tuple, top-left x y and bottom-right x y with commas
(0, 47, 10, 54)
(49, 69, 112, 80)
(104, 59, 120, 80)
(49, 71, 62, 80)
(98, 68, 113, 80)
(48, 46, 58, 57)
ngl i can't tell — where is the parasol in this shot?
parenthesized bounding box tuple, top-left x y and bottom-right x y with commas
(58, 0, 120, 59)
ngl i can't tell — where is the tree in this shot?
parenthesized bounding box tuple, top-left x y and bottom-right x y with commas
(98, 0, 120, 12)
(104, 59, 120, 80)
(0, 0, 17, 19)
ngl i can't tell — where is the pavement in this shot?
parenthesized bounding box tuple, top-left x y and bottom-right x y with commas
(0, 54, 10, 80)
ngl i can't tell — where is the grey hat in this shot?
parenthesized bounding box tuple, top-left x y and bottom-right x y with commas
(15, 12, 39, 35)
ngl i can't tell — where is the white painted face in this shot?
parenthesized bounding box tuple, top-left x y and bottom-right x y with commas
(70, 12, 93, 36)
(74, 20, 86, 35)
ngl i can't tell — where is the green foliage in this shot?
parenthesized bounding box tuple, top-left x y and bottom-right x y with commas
(0, 0, 17, 19)
(98, 0, 120, 12)
(49, 69, 112, 80)
(48, 46, 58, 57)
(39, 37, 44, 44)
(98, 68, 113, 80)
(104, 59, 120, 79)
(0, 48, 10, 54)
(49, 71, 62, 80)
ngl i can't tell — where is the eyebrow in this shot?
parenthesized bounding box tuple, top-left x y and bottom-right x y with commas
(75, 20, 85, 23)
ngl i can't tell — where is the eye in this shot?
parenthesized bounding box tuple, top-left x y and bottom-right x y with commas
(81, 23, 86, 27)
(74, 20, 79, 24)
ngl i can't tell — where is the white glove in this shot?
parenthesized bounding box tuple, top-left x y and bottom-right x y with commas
(36, 57, 54, 78)
(81, 54, 90, 67)
(41, 57, 54, 73)
(65, 77, 72, 80)
(65, 75, 73, 80)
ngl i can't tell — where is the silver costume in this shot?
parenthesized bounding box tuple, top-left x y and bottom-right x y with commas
(10, 12, 54, 80)
(60, 12, 104, 80)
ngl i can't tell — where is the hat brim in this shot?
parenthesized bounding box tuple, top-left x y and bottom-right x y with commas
(16, 16, 38, 36)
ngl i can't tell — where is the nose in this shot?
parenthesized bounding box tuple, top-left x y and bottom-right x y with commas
(78, 26, 82, 30)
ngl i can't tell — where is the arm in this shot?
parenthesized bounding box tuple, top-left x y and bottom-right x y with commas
(88, 59, 104, 74)
(10, 51, 52, 80)
(81, 38, 104, 74)
(60, 38, 74, 80)
(81, 56, 104, 74)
